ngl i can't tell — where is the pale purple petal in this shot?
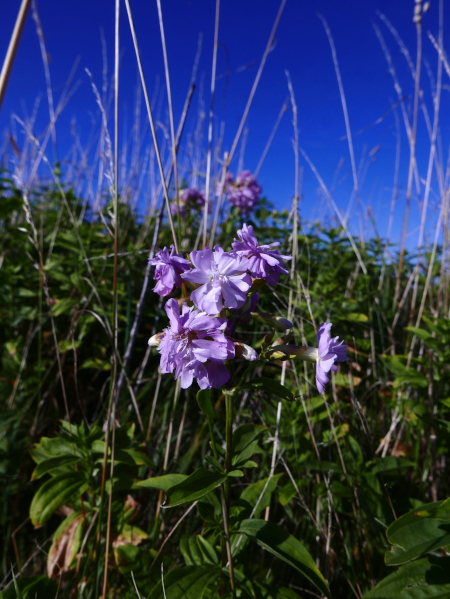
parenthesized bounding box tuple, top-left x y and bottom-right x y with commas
(314, 322, 348, 393)
(205, 362, 231, 388)
(231, 224, 291, 285)
(154, 300, 233, 390)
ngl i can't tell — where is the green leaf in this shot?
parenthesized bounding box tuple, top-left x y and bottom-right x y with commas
(31, 455, 81, 479)
(233, 424, 267, 454)
(385, 500, 450, 566)
(180, 536, 219, 567)
(416, 414, 450, 441)
(30, 472, 89, 526)
(165, 468, 227, 507)
(148, 565, 221, 599)
(136, 474, 188, 491)
(197, 389, 215, 419)
(228, 470, 244, 477)
(362, 556, 450, 598)
(236, 519, 330, 598)
(115, 448, 156, 468)
(240, 377, 294, 401)
(240, 474, 283, 515)
(3, 575, 58, 599)
(204, 455, 224, 473)
(404, 326, 433, 343)
(346, 312, 369, 322)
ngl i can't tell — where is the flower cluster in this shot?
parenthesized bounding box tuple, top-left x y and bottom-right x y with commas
(148, 223, 348, 393)
(218, 170, 262, 213)
(172, 187, 206, 217)
(149, 299, 235, 389)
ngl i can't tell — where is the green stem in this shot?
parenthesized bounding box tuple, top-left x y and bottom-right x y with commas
(207, 416, 218, 460)
(224, 391, 235, 594)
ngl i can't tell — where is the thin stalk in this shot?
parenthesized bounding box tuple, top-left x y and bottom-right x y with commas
(319, 16, 361, 226)
(209, 0, 287, 248)
(224, 392, 235, 593)
(254, 96, 289, 177)
(124, 0, 179, 252)
(156, 0, 181, 247)
(203, 0, 220, 249)
(154, 379, 181, 536)
(409, 0, 443, 324)
(0, 0, 31, 112)
(394, 20, 422, 307)
(101, 0, 120, 596)
(115, 81, 195, 404)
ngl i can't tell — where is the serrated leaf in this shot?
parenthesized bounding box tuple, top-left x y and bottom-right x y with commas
(236, 519, 330, 598)
(30, 472, 89, 526)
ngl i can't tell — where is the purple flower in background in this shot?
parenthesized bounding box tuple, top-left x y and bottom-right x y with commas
(314, 323, 348, 393)
(232, 224, 291, 285)
(150, 298, 234, 389)
(172, 187, 207, 217)
(149, 246, 191, 297)
(217, 171, 262, 213)
(182, 246, 251, 315)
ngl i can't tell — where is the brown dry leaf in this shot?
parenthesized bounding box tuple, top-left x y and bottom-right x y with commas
(123, 494, 141, 522)
(112, 524, 148, 551)
(47, 514, 84, 579)
(57, 505, 75, 518)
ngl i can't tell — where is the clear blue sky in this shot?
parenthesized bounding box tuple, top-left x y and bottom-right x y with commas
(1, 0, 448, 246)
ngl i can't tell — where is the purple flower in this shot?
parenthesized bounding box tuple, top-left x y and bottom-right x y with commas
(149, 246, 191, 297)
(172, 187, 207, 217)
(151, 298, 234, 389)
(232, 224, 291, 285)
(314, 323, 348, 393)
(181, 246, 251, 315)
(217, 171, 262, 213)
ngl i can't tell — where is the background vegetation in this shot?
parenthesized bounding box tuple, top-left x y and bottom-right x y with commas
(1, 0, 450, 598)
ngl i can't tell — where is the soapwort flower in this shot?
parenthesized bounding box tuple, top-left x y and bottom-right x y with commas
(301, 322, 348, 393)
(232, 224, 291, 285)
(217, 171, 262, 212)
(172, 187, 207, 217)
(149, 298, 234, 389)
(149, 246, 191, 297)
(182, 246, 251, 315)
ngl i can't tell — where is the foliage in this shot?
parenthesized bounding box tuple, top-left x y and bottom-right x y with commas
(1, 168, 450, 599)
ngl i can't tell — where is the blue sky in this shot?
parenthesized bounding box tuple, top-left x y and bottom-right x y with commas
(1, 0, 448, 246)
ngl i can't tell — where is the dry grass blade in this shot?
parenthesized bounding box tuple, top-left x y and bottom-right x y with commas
(124, 0, 179, 252)
(319, 15, 361, 227)
(101, 0, 120, 596)
(209, 0, 287, 247)
(156, 0, 181, 244)
(0, 0, 31, 112)
(203, 0, 220, 249)
(300, 147, 367, 275)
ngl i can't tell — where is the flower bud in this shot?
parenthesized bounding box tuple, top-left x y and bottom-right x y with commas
(250, 312, 293, 331)
(148, 332, 164, 347)
(232, 340, 258, 361)
(266, 344, 310, 361)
